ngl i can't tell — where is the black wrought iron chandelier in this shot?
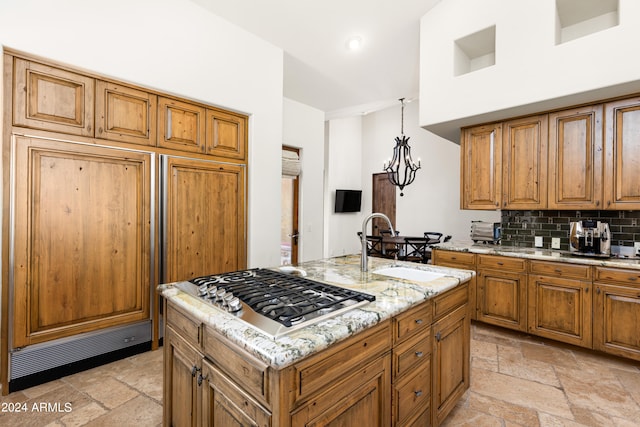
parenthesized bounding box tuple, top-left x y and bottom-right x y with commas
(383, 98, 421, 196)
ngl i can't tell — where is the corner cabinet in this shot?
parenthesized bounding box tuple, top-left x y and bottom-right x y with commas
(460, 123, 502, 209)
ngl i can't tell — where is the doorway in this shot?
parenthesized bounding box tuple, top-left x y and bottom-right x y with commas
(281, 147, 300, 265)
(372, 173, 396, 234)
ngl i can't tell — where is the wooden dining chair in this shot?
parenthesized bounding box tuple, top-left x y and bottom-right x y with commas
(404, 237, 430, 263)
(423, 232, 443, 244)
(379, 229, 400, 258)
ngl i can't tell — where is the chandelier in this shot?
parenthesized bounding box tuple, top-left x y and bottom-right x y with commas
(383, 98, 421, 196)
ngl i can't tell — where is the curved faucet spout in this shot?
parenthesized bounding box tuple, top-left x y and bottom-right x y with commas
(361, 213, 395, 272)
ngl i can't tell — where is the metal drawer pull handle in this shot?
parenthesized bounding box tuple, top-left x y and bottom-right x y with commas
(415, 319, 423, 324)
(415, 351, 423, 358)
(191, 366, 201, 377)
(414, 390, 423, 397)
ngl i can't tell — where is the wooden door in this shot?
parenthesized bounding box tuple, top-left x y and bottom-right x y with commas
(477, 269, 527, 331)
(95, 80, 157, 146)
(372, 173, 396, 234)
(205, 108, 247, 160)
(158, 97, 206, 154)
(527, 275, 592, 348)
(502, 115, 548, 209)
(548, 105, 603, 209)
(431, 304, 469, 427)
(12, 136, 152, 347)
(604, 97, 640, 209)
(163, 156, 246, 282)
(593, 283, 640, 361)
(13, 58, 94, 136)
(460, 123, 502, 209)
(164, 326, 202, 427)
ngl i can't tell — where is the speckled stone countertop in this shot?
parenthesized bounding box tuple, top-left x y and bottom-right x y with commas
(435, 241, 640, 269)
(158, 255, 473, 369)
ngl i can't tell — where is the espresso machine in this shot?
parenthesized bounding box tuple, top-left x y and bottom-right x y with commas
(569, 220, 611, 257)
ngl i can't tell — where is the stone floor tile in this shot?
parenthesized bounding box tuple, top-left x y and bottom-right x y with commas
(57, 402, 107, 427)
(498, 344, 562, 387)
(81, 377, 139, 409)
(83, 395, 162, 427)
(538, 412, 590, 426)
(467, 391, 540, 426)
(519, 341, 578, 369)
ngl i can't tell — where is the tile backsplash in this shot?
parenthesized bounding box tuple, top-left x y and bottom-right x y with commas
(500, 210, 640, 250)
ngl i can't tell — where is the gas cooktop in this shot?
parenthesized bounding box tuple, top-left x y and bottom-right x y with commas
(174, 268, 375, 339)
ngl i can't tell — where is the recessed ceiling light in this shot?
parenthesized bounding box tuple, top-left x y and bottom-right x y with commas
(346, 36, 363, 51)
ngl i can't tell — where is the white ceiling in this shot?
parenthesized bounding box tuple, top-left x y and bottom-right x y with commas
(190, 0, 441, 118)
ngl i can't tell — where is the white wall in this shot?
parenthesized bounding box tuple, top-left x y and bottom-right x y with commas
(420, 0, 640, 142)
(0, 0, 284, 268)
(324, 116, 363, 257)
(361, 101, 500, 242)
(282, 98, 325, 262)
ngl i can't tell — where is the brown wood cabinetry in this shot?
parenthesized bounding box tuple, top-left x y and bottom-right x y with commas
(527, 261, 592, 348)
(163, 156, 246, 282)
(13, 58, 95, 136)
(95, 80, 157, 146)
(477, 255, 527, 331)
(205, 108, 247, 160)
(548, 105, 603, 209)
(11, 135, 152, 347)
(460, 123, 502, 209)
(604, 97, 640, 209)
(593, 267, 640, 361)
(432, 250, 477, 320)
(158, 96, 206, 153)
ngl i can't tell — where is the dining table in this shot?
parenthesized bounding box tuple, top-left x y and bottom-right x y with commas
(379, 235, 442, 260)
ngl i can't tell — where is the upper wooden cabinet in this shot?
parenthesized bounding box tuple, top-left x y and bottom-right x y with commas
(502, 115, 548, 209)
(548, 105, 603, 210)
(460, 123, 502, 209)
(205, 109, 247, 160)
(158, 96, 206, 154)
(95, 80, 157, 146)
(13, 58, 95, 136)
(604, 97, 640, 209)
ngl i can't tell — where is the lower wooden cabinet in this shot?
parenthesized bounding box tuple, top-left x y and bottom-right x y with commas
(477, 258, 527, 332)
(432, 250, 477, 320)
(593, 267, 640, 361)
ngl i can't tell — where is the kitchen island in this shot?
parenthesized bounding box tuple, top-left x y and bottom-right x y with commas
(158, 255, 474, 426)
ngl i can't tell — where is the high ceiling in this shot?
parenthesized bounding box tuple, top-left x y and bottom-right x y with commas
(191, 0, 441, 118)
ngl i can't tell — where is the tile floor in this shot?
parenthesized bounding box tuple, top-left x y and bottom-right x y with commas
(0, 322, 639, 426)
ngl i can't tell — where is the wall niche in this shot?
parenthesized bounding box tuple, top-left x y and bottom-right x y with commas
(555, 0, 619, 45)
(454, 25, 496, 77)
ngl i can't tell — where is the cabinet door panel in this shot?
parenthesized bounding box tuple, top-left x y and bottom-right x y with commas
(477, 269, 527, 331)
(205, 109, 247, 160)
(12, 136, 151, 347)
(158, 97, 206, 153)
(548, 105, 603, 209)
(527, 275, 592, 348)
(460, 124, 502, 209)
(164, 326, 201, 427)
(502, 115, 548, 209)
(593, 283, 640, 361)
(163, 156, 246, 281)
(604, 98, 640, 209)
(13, 58, 94, 136)
(96, 80, 157, 146)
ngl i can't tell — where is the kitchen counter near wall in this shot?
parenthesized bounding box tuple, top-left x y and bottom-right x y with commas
(436, 241, 640, 270)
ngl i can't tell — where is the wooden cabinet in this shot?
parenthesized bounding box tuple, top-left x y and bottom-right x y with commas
(432, 249, 477, 320)
(95, 80, 157, 146)
(13, 58, 95, 136)
(502, 115, 548, 209)
(205, 108, 247, 160)
(593, 267, 640, 361)
(604, 97, 640, 209)
(477, 255, 527, 331)
(163, 156, 246, 281)
(431, 304, 469, 427)
(158, 96, 206, 153)
(527, 261, 593, 348)
(548, 105, 603, 209)
(11, 135, 152, 347)
(460, 123, 502, 209)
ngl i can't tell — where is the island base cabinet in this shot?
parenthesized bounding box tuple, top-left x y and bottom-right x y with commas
(201, 360, 271, 427)
(431, 304, 470, 427)
(290, 353, 391, 427)
(594, 283, 640, 361)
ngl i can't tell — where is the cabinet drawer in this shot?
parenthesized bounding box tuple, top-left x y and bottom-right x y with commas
(478, 254, 526, 271)
(394, 302, 432, 343)
(393, 330, 431, 379)
(166, 304, 201, 347)
(433, 250, 475, 266)
(433, 283, 468, 321)
(393, 359, 431, 426)
(204, 328, 269, 404)
(529, 261, 591, 280)
(595, 267, 640, 286)
(295, 321, 391, 400)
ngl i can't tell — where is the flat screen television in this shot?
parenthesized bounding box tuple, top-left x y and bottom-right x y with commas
(335, 189, 362, 213)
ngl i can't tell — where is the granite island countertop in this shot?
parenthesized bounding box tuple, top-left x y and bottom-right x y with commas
(435, 241, 640, 269)
(158, 255, 474, 370)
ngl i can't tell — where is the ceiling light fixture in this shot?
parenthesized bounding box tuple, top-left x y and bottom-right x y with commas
(383, 98, 421, 197)
(346, 36, 362, 50)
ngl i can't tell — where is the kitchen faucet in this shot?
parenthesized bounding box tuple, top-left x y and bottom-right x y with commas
(361, 213, 395, 272)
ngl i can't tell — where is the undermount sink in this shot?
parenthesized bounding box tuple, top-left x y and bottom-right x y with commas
(373, 267, 446, 282)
